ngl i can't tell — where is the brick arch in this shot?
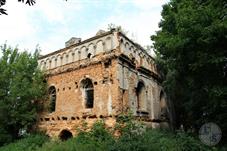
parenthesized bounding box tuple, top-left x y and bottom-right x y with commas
(78, 76, 95, 85)
(80, 46, 87, 60)
(51, 56, 56, 69)
(96, 40, 104, 54)
(56, 54, 62, 67)
(73, 48, 79, 61)
(136, 80, 147, 112)
(125, 42, 130, 51)
(45, 58, 50, 70)
(62, 52, 68, 65)
(105, 36, 112, 51)
(88, 43, 95, 58)
(67, 49, 73, 63)
(59, 129, 72, 141)
(40, 60, 45, 70)
(120, 38, 126, 51)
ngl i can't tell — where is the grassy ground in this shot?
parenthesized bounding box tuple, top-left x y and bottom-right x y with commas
(0, 120, 225, 151)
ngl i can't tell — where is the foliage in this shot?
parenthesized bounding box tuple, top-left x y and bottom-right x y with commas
(0, 133, 49, 151)
(0, 0, 67, 15)
(76, 120, 114, 144)
(1, 118, 221, 151)
(107, 23, 129, 35)
(37, 120, 112, 151)
(151, 0, 227, 144)
(0, 0, 35, 15)
(0, 44, 46, 146)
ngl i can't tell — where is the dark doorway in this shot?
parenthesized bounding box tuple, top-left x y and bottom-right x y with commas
(59, 130, 73, 141)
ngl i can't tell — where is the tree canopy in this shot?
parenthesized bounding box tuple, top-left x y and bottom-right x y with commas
(0, 45, 46, 146)
(152, 0, 227, 144)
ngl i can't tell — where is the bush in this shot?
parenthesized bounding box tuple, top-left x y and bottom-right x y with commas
(75, 120, 115, 150)
(1, 118, 225, 151)
(109, 128, 220, 151)
(0, 133, 49, 151)
(37, 138, 105, 151)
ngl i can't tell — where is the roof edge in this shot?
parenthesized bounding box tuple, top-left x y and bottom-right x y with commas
(118, 32, 154, 60)
(39, 30, 114, 60)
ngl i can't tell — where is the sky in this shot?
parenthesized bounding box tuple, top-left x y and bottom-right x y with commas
(0, 0, 169, 55)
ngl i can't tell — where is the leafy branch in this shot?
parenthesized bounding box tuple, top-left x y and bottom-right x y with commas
(0, 0, 68, 15)
(18, 0, 36, 6)
(0, 0, 36, 15)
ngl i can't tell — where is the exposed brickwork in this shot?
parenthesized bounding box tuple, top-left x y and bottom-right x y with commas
(37, 30, 172, 138)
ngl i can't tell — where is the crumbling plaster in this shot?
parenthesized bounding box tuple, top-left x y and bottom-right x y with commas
(37, 30, 170, 138)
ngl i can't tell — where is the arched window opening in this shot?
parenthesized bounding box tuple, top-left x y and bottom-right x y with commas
(87, 53, 92, 58)
(136, 81, 146, 111)
(59, 130, 72, 141)
(54, 58, 57, 67)
(81, 78, 94, 108)
(48, 86, 56, 112)
(65, 54, 69, 64)
(160, 91, 168, 120)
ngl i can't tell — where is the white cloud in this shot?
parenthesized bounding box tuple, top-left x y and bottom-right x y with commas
(0, 1, 35, 42)
(33, 0, 82, 23)
(97, 0, 168, 46)
(0, 0, 83, 54)
(0, 0, 169, 56)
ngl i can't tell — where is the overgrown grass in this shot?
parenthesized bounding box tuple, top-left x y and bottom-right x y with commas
(0, 119, 225, 151)
(0, 133, 49, 151)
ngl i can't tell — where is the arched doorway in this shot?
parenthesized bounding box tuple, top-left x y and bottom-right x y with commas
(59, 130, 73, 141)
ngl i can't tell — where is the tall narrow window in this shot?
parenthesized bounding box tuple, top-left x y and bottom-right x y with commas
(136, 81, 146, 111)
(81, 78, 94, 108)
(49, 86, 56, 112)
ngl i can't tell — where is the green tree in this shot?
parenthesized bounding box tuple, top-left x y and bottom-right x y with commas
(151, 0, 227, 144)
(0, 44, 46, 146)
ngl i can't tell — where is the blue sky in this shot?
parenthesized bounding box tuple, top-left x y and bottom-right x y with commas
(0, 0, 169, 55)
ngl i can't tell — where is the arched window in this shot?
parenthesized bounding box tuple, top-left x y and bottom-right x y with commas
(136, 81, 146, 111)
(80, 78, 94, 108)
(48, 86, 56, 112)
(160, 91, 167, 120)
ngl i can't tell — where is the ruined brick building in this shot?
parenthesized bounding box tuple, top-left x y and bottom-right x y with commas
(37, 29, 172, 140)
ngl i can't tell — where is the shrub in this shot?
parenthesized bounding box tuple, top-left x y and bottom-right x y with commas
(0, 133, 49, 151)
(0, 117, 224, 151)
(75, 120, 115, 150)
